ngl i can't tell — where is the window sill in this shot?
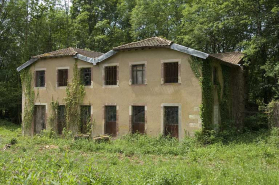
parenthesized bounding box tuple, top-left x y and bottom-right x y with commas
(130, 84, 147, 86)
(162, 83, 181, 85)
(84, 85, 93, 88)
(56, 86, 67, 89)
(34, 87, 46, 89)
(103, 85, 119, 88)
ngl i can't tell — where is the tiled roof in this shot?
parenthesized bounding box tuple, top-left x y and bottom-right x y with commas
(113, 37, 173, 51)
(32, 47, 103, 59)
(210, 52, 244, 65)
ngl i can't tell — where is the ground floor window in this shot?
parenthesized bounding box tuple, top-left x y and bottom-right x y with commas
(34, 105, 46, 134)
(164, 106, 179, 138)
(57, 105, 66, 134)
(80, 105, 91, 134)
(105, 105, 117, 136)
(132, 106, 145, 134)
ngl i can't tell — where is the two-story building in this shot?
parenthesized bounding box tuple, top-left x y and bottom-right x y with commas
(17, 37, 245, 139)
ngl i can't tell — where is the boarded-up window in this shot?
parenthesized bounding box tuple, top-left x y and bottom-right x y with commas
(105, 106, 117, 136)
(213, 67, 218, 85)
(80, 68, 91, 86)
(57, 105, 66, 134)
(132, 64, 145, 84)
(132, 106, 145, 134)
(57, 69, 68, 86)
(80, 105, 91, 134)
(164, 62, 178, 83)
(34, 105, 46, 134)
(105, 66, 117, 85)
(35, 70, 45, 87)
(164, 106, 179, 138)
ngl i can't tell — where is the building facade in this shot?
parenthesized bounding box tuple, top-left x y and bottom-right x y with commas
(17, 37, 245, 139)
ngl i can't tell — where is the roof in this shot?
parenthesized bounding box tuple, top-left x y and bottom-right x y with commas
(17, 48, 103, 71)
(32, 47, 103, 59)
(210, 52, 244, 65)
(113, 37, 173, 51)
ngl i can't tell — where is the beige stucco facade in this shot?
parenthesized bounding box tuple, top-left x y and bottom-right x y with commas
(23, 48, 203, 140)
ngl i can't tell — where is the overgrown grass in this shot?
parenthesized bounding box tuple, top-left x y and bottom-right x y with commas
(1, 120, 279, 184)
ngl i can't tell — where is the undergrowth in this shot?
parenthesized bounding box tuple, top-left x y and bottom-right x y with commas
(1, 120, 279, 184)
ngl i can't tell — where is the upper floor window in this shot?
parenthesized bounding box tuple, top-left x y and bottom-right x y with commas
(164, 62, 179, 83)
(80, 68, 92, 86)
(57, 69, 68, 87)
(105, 66, 118, 85)
(132, 64, 145, 85)
(35, 70, 45, 87)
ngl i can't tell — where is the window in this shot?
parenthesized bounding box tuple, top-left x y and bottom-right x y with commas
(80, 68, 92, 86)
(35, 70, 45, 87)
(213, 67, 218, 85)
(164, 106, 179, 138)
(57, 69, 68, 87)
(105, 66, 117, 85)
(80, 105, 91, 134)
(132, 106, 145, 134)
(57, 105, 66, 134)
(105, 106, 117, 136)
(132, 64, 145, 85)
(164, 62, 178, 83)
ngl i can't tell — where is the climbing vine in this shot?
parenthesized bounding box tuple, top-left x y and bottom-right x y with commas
(48, 99, 59, 132)
(219, 64, 232, 131)
(190, 56, 203, 80)
(20, 68, 35, 134)
(200, 60, 214, 131)
(64, 60, 85, 133)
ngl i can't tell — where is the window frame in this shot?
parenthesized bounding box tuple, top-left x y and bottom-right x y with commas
(161, 59, 181, 84)
(161, 103, 181, 139)
(79, 66, 93, 88)
(56, 67, 69, 88)
(129, 105, 147, 134)
(129, 61, 147, 85)
(80, 105, 92, 134)
(34, 69, 46, 88)
(104, 104, 118, 136)
(103, 63, 119, 87)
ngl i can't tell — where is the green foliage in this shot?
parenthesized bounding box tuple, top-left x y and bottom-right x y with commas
(189, 56, 203, 80)
(20, 68, 34, 134)
(48, 99, 59, 132)
(1, 121, 279, 184)
(200, 60, 213, 131)
(64, 60, 85, 134)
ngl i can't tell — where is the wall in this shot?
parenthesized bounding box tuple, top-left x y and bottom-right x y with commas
(24, 48, 202, 139)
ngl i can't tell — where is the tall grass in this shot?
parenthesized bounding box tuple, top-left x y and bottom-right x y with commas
(1, 120, 279, 184)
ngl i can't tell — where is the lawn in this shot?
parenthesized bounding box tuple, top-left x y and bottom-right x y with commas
(1, 120, 279, 184)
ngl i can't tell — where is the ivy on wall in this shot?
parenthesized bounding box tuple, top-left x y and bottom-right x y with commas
(48, 99, 59, 132)
(20, 68, 35, 134)
(190, 56, 203, 80)
(64, 60, 85, 133)
(200, 60, 214, 131)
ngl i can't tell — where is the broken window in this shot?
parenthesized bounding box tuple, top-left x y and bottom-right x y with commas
(105, 106, 117, 136)
(35, 70, 45, 87)
(132, 106, 145, 134)
(164, 62, 179, 83)
(164, 106, 179, 138)
(105, 66, 117, 85)
(80, 105, 91, 134)
(57, 69, 68, 87)
(132, 64, 145, 85)
(213, 66, 218, 85)
(80, 68, 92, 86)
(57, 105, 66, 134)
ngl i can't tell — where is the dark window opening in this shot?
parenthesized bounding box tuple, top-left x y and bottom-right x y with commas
(34, 105, 46, 134)
(80, 68, 91, 86)
(132, 64, 145, 84)
(58, 69, 68, 87)
(105, 66, 117, 85)
(132, 106, 145, 134)
(35, 70, 45, 87)
(80, 105, 91, 134)
(105, 106, 117, 136)
(213, 67, 218, 85)
(57, 105, 66, 134)
(164, 106, 179, 138)
(164, 62, 179, 83)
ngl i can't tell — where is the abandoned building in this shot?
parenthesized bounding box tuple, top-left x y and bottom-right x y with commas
(17, 37, 245, 140)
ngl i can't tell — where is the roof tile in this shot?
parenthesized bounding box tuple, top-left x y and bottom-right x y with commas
(210, 52, 244, 65)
